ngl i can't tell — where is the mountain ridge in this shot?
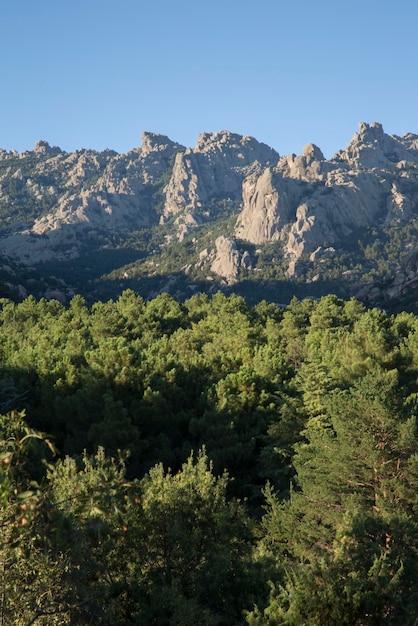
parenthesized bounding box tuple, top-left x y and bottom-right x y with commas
(1, 122, 418, 310)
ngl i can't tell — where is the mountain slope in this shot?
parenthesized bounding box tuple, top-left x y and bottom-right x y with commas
(1, 122, 418, 310)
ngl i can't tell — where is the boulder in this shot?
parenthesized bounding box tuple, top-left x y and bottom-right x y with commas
(210, 236, 241, 282)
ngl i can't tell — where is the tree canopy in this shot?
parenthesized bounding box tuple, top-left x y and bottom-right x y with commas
(1, 290, 418, 623)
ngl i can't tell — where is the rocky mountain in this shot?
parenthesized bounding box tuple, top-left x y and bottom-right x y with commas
(161, 131, 279, 237)
(0, 133, 184, 263)
(1, 122, 418, 310)
(235, 123, 418, 272)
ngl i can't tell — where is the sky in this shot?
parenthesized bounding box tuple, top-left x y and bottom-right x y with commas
(1, 0, 417, 159)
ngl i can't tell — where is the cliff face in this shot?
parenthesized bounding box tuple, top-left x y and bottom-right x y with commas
(234, 123, 418, 273)
(161, 131, 279, 237)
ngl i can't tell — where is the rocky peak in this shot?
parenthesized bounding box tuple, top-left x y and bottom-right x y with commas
(303, 143, 324, 161)
(0, 148, 18, 161)
(277, 142, 328, 182)
(401, 132, 418, 151)
(194, 131, 213, 151)
(335, 121, 416, 168)
(161, 130, 279, 229)
(194, 130, 276, 158)
(234, 124, 406, 268)
(140, 132, 184, 157)
(32, 140, 62, 157)
(194, 130, 245, 153)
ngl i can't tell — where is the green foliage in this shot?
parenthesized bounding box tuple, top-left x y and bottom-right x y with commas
(0, 411, 62, 625)
(251, 367, 418, 624)
(132, 449, 253, 624)
(3, 291, 418, 622)
(0, 425, 255, 625)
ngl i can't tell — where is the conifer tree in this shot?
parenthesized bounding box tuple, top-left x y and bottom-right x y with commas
(251, 367, 418, 624)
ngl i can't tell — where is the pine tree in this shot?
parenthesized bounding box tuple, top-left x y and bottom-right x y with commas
(251, 367, 418, 624)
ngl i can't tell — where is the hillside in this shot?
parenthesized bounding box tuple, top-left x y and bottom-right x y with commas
(1, 123, 418, 310)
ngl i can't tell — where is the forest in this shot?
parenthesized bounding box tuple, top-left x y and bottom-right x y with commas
(1, 289, 418, 624)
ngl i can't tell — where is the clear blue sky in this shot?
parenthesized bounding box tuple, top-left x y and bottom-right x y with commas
(1, 0, 417, 158)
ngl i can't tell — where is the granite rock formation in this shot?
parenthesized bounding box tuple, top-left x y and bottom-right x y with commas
(234, 123, 418, 273)
(2, 122, 418, 295)
(0, 133, 184, 262)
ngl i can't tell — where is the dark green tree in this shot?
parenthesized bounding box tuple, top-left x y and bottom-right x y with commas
(250, 368, 418, 624)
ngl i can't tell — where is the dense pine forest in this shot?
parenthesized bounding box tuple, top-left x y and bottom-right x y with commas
(2, 289, 418, 624)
